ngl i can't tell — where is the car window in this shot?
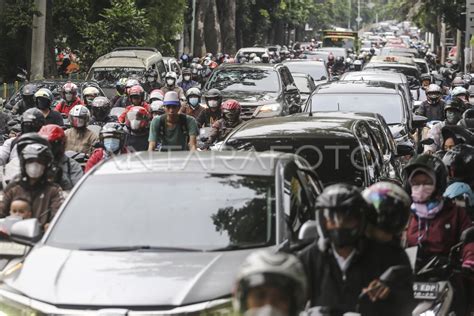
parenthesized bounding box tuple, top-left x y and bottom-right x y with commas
(171, 61, 180, 75)
(293, 76, 313, 94)
(207, 68, 281, 92)
(283, 163, 312, 234)
(285, 63, 328, 81)
(157, 60, 167, 79)
(47, 173, 276, 250)
(355, 124, 382, 181)
(91, 67, 146, 88)
(280, 67, 293, 87)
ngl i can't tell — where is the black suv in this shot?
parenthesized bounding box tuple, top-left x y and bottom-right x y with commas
(203, 63, 301, 120)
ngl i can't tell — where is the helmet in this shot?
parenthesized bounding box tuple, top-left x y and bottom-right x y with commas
(34, 88, 54, 110)
(221, 99, 241, 111)
(204, 88, 222, 109)
(186, 87, 201, 98)
(362, 182, 411, 235)
(20, 143, 53, 177)
(100, 122, 126, 153)
(420, 73, 431, 82)
(149, 89, 164, 102)
(90, 96, 112, 121)
(327, 53, 335, 63)
(21, 84, 38, 97)
(62, 82, 78, 101)
(452, 86, 468, 98)
(21, 108, 45, 134)
(125, 106, 150, 133)
(252, 56, 261, 63)
(115, 78, 128, 94)
(186, 87, 202, 109)
(403, 154, 448, 197)
(125, 79, 140, 95)
(150, 100, 164, 116)
(426, 84, 442, 102)
(68, 105, 90, 128)
(233, 250, 307, 316)
(448, 144, 474, 183)
(458, 108, 474, 130)
(145, 69, 158, 81)
(221, 99, 241, 126)
(315, 184, 367, 248)
(128, 85, 145, 100)
(82, 86, 100, 104)
(452, 76, 464, 87)
(444, 98, 464, 113)
(38, 124, 66, 160)
(335, 56, 344, 64)
(165, 71, 178, 80)
(182, 68, 192, 77)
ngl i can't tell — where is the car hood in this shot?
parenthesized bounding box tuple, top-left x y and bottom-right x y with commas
(219, 90, 279, 105)
(6, 245, 257, 307)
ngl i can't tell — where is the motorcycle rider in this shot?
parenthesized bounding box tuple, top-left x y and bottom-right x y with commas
(150, 100, 164, 117)
(0, 107, 46, 167)
(113, 78, 140, 108)
(233, 250, 307, 316)
(298, 184, 414, 315)
(111, 78, 128, 106)
(55, 82, 83, 115)
(118, 85, 150, 123)
(148, 91, 198, 151)
(0, 136, 64, 229)
(11, 83, 38, 115)
(196, 89, 223, 127)
(89, 96, 116, 126)
(82, 86, 100, 109)
(148, 89, 164, 103)
(202, 99, 242, 149)
(424, 98, 464, 154)
(142, 69, 161, 93)
(416, 84, 446, 121)
(178, 68, 198, 93)
(124, 106, 150, 152)
(65, 105, 98, 155)
(179, 87, 206, 119)
(404, 154, 474, 314)
(34, 88, 64, 126)
(38, 124, 83, 191)
(458, 108, 474, 131)
(362, 181, 411, 245)
(451, 86, 470, 109)
(161, 71, 185, 102)
(85, 122, 127, 172)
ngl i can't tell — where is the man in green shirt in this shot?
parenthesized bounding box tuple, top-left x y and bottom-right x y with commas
(148, 91, 198, 151)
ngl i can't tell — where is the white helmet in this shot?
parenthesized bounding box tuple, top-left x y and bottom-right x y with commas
(186, 87, 202, 98)
(233, 250, 307, 316)
(252, 56, 262, 63)
(82, 86, 100, 104)
(452, 86, 468, 97)
(165, 71, 178, 80)
(68, 104, 90, 128)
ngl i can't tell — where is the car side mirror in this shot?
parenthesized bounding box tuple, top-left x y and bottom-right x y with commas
(461, 227, 474, 244)
(10, 218, 42, 246)
(354, 177, 364, 187)
(320, 76, 327, 81)
(285, 84, 298, 94)
(412, 114, 428, 129)
(396, 144, 414, 156)
(298, 220, 318, 241)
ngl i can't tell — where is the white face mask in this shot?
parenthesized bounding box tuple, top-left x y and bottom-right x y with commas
(208, 100, 219, 108)
(166, 79, 175, 86)
(130, 119, 142, 131)
(244, 305, 286, 316)
(25, 162, 45, 179)
(184, 75, 191, 81)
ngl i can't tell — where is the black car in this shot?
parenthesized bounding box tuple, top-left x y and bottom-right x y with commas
(0, 151, 323, 314)
(203, 63, 302, 119)
(304, 80, 427, 149)
(221, 113, 391, 187)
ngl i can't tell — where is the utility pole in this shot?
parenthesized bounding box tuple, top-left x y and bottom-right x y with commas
(190, 0, 196, 56)
(466, 0, 474, 72)
(356, 0, 362, 31)
(348, 0, 351, 30)
(30, 0, 46, 80)
(440, 19, 446, 64)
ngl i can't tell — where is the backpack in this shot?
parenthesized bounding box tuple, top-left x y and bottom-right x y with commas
(157, 114, 189, 144)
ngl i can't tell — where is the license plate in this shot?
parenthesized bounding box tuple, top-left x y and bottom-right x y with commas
(413, 282, 439, 300)
(0, 241, 27, 257)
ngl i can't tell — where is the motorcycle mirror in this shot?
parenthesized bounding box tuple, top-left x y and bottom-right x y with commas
(460, 227, 474, 244)
(298, 220, 318, 241)
(420, 138, 434, 145)
(379, 265, 412, 287)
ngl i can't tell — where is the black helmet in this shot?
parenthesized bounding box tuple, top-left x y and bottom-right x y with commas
(91, 96, 112, 121)
(449, 144, 474, 184)
(204, 88, 222, 109)
(335, 56, 344, 64)
(403, 154, 448, 197)
(15, 132, 50, 159)
(21, 84, 38, 97)
(182, 68, 192, 76)
(444, 98, 464, 113)
(362, 182, 411, 235)
(21, 108, 46, 133)
(315, 184, 368, 248)
(458, 108, 474, 130)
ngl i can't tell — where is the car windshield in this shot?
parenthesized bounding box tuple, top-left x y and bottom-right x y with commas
(285, 63, 327, 81)
(293, 76, 312, 93)
(47, 173, 275, 251)
(310, 93, 404, 124)
(90, 67, 146, 87)
(207, 69, 280, 92)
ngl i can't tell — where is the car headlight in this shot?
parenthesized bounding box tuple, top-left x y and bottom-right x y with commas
(199, 300, 233, 316)
(258, 103, 281, 113)
(0, 294, 42, 315)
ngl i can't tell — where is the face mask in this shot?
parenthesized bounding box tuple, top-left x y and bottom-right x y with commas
(244, 305, 286, 316)
(189, 97, 199, 108)
(411, 199, 444, 219)
(184, 75, 191, 81)
(36, 98, 50, 110)
(446, 111, 461, 125)
(72, 117, 86, 128)
(208, 100, 219, 108)
(328, 228, 360, 248)
(25, 162, 45, 178)
(103, 138, 121, 153)
(411, 184, 436, 203)
(130, 119, 142, 131)
(147, 77, 155, 82)
(166, 79, 175, 86)
(65, 93, 73, 102)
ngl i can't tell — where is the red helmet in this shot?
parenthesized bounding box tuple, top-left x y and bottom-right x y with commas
(62, 82, 78, 97)
(221, 99, 241, 111)
(38, 124, 66, 159)
(125, 106, 150, 132)
(327, 53, 335, 62)
(129, 85, 145, 97)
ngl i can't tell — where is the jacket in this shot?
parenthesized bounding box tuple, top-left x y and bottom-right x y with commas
(204, 118, 242, 148)
(298, 239, 414, 316)
(179, 104, 206, 119)
(406, 199, 474, 267)
(85, 147, 128, 172)
(55, 155, 83, 190)
(118, 102, 151, 123)
(0, 177, 64, 226)
(64, 128, 99, 155)
(415, 99, 446, 122)
(196, 108, 222, 128)
(54, 97, 83, 115)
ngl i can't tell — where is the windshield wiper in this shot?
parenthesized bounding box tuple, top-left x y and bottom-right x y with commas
(208, 242, 270, 252)
(80, 245, 202, 252)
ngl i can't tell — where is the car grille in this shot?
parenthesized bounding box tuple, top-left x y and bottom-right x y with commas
(240, 105, 259, 120)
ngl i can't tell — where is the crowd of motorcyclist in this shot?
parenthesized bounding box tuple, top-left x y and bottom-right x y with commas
(0, 35, 473, 315)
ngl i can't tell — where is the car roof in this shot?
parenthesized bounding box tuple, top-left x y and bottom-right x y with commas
(282, 60, 325, 66)
(90, 48, 162, 69)
(237, 47, 268, 53)
(91, 151, 297, 177)
(216, 63, 280, 71)
(226, 114, 361, 140)
(370, 55, 416, 65)
(315, 80, 400, 94)
(340, 70, 407, 83)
